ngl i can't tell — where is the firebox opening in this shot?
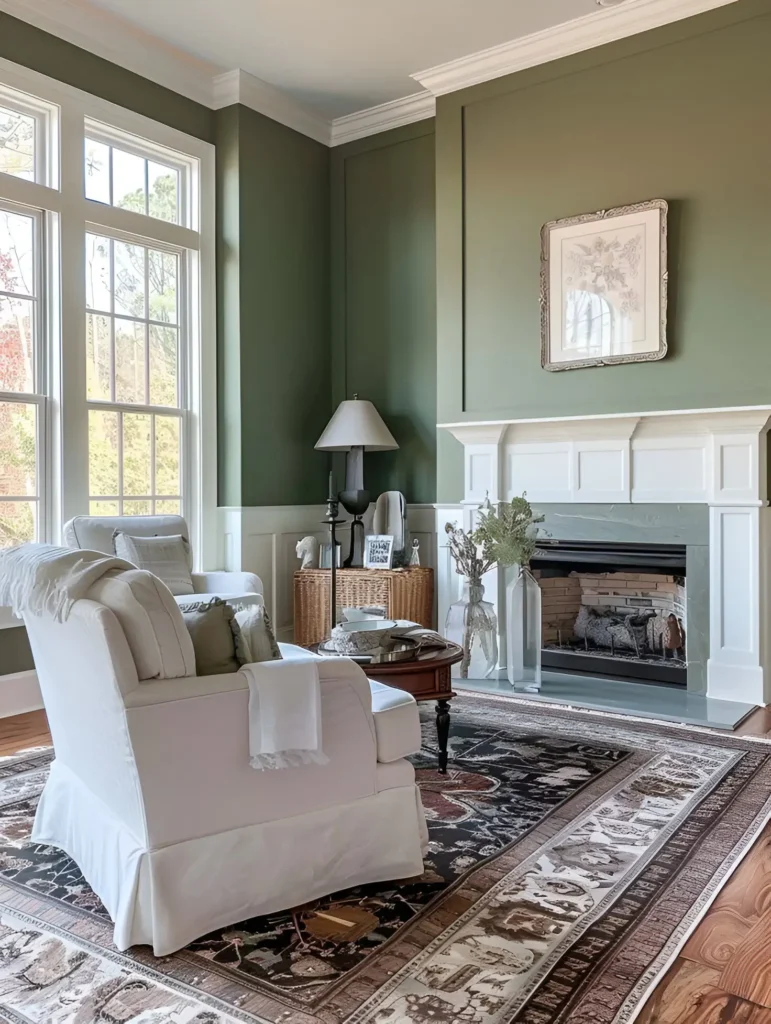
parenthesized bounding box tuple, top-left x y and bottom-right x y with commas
(531, 541, 687, 687)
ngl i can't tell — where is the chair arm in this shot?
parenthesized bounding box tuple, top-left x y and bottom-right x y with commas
(123, 671, 248, 708)
(191, 570, 262, 596)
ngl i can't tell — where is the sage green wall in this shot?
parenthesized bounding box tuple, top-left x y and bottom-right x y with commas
(217, 105, 331, 506)
(331, 122, 437, 503)
(437, 0, 771, 493)
(0, 12, 214, 142)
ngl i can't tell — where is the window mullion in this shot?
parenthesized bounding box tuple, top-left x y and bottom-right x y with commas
(56, 102, 89, 534)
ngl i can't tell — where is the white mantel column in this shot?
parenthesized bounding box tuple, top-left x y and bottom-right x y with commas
(707, 428, 771, 705)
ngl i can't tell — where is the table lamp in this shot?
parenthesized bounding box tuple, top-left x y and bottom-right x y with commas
(315, 395, 398, 567)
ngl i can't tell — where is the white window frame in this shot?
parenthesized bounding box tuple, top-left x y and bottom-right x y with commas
(0, 81, 59, 188)
(0, 57, 216, 584)
(84, 119, 194, 230)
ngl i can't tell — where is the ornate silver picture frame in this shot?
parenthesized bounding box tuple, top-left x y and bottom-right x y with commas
(540, 199, 668, 371)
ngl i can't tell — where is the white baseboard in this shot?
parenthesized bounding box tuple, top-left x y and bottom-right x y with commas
(218, 504, 439, 641)
(0, 670, 43, 718)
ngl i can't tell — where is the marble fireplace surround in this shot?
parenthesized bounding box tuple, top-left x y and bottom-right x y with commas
(437, 406, 771, 706)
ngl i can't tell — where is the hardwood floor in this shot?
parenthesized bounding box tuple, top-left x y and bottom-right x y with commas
(2, 705, 770, 1021)
(0, 708, 50, 756)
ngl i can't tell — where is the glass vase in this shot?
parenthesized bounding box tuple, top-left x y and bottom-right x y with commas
(445, 580, 498, 680)
(506, 566, 542, 691)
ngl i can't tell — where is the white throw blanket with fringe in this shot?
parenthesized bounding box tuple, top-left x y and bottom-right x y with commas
(0, 544, 134, 622)
(241, 658, 328, 771)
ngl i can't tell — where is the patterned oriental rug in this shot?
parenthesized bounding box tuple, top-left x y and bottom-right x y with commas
(0, 695, 769, 1024)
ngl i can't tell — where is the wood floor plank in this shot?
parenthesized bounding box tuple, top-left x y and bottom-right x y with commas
(636, 958, 771, 1023)
(707, 832, 771, 922)
(635, 959, 724, 1023)
(681, 906, 753, 971)
(719, 910, 771, 1008)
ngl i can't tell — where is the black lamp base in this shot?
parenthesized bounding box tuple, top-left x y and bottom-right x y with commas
(339, 489, 370, 568)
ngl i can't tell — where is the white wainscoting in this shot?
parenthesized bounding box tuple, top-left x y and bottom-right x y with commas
(218, 504, 439, 642)
(0, 671, 42, 719)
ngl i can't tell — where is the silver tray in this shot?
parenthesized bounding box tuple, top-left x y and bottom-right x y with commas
(317, 636, 421, 664)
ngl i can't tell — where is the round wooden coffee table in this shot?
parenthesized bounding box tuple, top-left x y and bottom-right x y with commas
(360, 643, 463, 774)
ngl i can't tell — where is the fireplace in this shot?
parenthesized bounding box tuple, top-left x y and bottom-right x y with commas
(532, 540, 687, 687)
(439, 406, 771, 703)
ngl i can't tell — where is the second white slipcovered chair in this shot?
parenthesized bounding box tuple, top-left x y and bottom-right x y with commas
(23, 566, 427, 955)
(63, 514, 261, 604)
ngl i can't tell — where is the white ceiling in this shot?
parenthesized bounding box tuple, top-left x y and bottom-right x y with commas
(0, 0, 738, 143)
(76, 0, 602, 118)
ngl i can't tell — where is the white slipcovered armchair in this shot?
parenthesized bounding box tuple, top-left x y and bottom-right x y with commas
(63, 514, 261, 603)
(23, 566, 427, 956)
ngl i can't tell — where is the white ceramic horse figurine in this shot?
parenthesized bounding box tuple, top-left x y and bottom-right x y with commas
(295, 536, 320, 569)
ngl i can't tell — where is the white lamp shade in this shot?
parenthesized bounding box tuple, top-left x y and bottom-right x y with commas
(315, 399, 398, 452)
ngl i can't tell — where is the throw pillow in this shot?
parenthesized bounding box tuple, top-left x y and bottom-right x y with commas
(112, 532, 194, 596)
(231, 596, 282, 665)
(179, 597, 240, 676)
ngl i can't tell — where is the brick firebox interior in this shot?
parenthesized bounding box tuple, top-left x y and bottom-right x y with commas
(536, 572, 687, 648)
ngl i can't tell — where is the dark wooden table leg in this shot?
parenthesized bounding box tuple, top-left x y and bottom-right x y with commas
(436, 699, 451, 774)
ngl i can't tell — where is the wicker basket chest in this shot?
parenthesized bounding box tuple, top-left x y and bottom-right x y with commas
(293, 567, 434, 648)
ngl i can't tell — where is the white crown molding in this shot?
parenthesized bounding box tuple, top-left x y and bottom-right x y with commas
(212, 69, 331, 146)
(330, 91, 435, 146)
(0, 0, 742, 147)
(412, 0, 740, 96)
(0, 0, 220, 108)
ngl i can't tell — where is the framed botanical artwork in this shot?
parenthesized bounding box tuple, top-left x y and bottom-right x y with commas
(540, 199, 668, 371)
(364, 535, 394, 570)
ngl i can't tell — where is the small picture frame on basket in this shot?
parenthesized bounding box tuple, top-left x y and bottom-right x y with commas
(364, 535, 394, 570)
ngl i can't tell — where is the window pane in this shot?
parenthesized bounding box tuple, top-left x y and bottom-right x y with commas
(148, 250, 177, 324)
(123, 500, 151, 516)
(0, 501, 36, 547)
(149, 326, 177, 407)
(115, 319, 146, 404)
(0, 209, 34, 297)
(155, 499, 180, 515)
(148, 162, 179, 224)
(85, 138, 110, 204)
(0, 296, 34, 392)
(88, 410, 118, 497)
(0, 107, 34, 182)
(154, 415, 179, 495)
(85, 234, 111, 313)
(90, 500, 118, 516)
(123, 413, 151, 496)
(86, 313, 111, 401)
(112, 148, 146, 214)
(0, 400, 36, 496)
(114, 241, 145, 318)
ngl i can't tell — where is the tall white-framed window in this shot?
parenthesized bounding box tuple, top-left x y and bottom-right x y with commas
(0, 57, 216, 567)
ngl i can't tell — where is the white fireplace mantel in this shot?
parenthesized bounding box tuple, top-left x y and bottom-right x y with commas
(437, 405, 771, 706)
